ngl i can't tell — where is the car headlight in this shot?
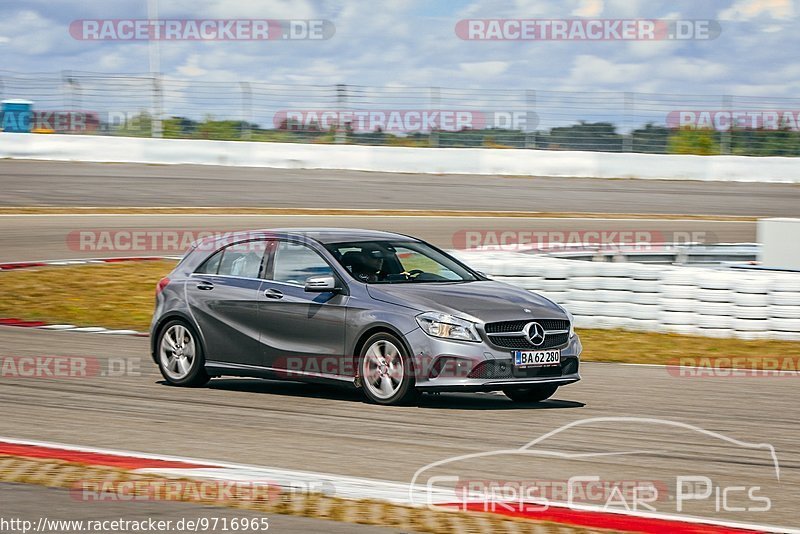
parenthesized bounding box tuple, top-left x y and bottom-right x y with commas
(416, 312, 480, 342)
(559, 306, 575, 338)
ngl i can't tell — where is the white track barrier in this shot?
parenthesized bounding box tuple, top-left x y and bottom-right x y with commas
(2, 132, 800, 182)
(452, 250, 800, 341)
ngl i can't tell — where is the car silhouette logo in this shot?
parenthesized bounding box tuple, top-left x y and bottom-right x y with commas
(525, 322, 546, 346)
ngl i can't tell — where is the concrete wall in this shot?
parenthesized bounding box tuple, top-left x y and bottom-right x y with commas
(759, 218, 800, 269)
(2, 132, 800, 183)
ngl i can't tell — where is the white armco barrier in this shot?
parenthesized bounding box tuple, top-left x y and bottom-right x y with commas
(451, 250, 800, 341)
(2, 132, 800, 183)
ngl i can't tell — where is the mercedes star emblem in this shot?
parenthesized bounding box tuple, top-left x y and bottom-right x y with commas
(525, 322, 546, 347)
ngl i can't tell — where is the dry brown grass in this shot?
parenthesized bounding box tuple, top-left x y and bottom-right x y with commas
(0, 261, 175, 330)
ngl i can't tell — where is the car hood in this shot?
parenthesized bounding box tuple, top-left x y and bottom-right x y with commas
(366, 280, 566, 323)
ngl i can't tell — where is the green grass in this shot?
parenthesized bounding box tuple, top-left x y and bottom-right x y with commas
(0, 262, 797, 366)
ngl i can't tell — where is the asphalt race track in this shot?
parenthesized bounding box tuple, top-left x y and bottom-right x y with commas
(1, 159, 791, 262)
(1, 160, 799, 215)
(0, 328, 797, 528)
(1, 159, 799, 531)
(0, 214, 756, 263)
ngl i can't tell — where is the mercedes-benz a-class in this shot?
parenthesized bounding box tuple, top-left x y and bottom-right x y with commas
(151, 229, 581, 405)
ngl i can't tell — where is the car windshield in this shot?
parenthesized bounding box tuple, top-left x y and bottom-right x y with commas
(325, 240, 478, 284)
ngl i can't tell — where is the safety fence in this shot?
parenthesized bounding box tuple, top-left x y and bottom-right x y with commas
(4, 71, 800, 155)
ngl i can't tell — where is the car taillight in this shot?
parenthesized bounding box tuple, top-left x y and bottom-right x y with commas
(156, 277, 171, 295)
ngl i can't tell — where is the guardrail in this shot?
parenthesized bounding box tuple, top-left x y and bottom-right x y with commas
(453, 251, 800, 341)
(2, 133, 800, 183)
(505, 243, 760, 264)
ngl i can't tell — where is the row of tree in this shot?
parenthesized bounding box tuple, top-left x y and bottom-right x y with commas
(111, 114, 800, 156)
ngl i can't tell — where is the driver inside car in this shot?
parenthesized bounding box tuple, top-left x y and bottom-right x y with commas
(342, 245, 431, 283)
(347, 248, 386, 282)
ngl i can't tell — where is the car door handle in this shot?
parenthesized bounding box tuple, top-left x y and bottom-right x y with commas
(196, 281, 214, 291)
(264, 288, 284, 299)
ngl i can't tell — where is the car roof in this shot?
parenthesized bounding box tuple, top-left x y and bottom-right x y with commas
(204, 227, 419, 246)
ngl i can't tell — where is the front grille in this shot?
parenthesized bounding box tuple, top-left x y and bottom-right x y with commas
(489, 332, 569, 350)
(485, 319, 569, 335)
(467, 358, 574, 379)
(484, 319, 570, 350)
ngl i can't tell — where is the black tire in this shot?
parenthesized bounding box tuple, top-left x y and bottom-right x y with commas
(503, 384, 558, 403)
(357, 332, 419, 406)
(156, 319, 210, 387)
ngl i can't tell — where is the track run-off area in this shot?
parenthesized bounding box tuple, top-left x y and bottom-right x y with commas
(0, 160, 798, 531)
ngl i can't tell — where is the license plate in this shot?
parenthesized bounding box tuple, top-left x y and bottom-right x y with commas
(513, 350, 561, 367)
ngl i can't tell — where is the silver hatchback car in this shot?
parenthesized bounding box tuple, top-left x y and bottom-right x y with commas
(151, 228, 581, 405)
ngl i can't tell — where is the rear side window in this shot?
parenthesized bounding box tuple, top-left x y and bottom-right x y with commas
(196, 250, 222, 274)
(196, 240, 267, 278)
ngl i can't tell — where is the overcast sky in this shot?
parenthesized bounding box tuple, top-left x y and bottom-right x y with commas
(0, 0, 795, 98)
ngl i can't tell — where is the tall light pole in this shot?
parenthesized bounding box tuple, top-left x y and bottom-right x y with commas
(148, 0, 163, 137)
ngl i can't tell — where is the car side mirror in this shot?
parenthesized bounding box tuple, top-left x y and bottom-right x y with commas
(304, 275, 340, 292)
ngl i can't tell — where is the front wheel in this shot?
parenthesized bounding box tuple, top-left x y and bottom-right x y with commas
(157, 320, 209, 387)
(358, 333, 418, 405)
(503, 384, 558, 403)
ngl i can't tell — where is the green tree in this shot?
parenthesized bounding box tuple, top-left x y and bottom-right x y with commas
(667, 127, 720, 155)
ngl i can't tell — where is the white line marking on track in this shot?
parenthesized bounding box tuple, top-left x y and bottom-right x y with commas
(0, 436, 797, 534)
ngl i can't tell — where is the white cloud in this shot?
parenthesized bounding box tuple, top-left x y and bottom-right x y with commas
(176, 54, 208, 77)
(624, 37, 680, 60)
(602, 0, 653, 18)
(657, 58, 729, 82)
(718, 0, 794, 20)
(0, 10, 65, 56)
(566, 55, 642, 86)
(459, 61, 509, 78)
(572, 0, 604, 17)
(0, 0, 798, 111)
(154, 0, 319, 20)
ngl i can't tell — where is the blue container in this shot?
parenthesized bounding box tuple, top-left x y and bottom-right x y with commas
(1, 99, 34, 133)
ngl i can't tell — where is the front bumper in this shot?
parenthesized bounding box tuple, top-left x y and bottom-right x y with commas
(406, 327, 582, 392)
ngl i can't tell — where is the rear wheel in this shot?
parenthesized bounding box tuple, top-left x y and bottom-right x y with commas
(157, 320, 209, 387)
(358, 333, 418, 405)
(503, 384, 558, 403)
